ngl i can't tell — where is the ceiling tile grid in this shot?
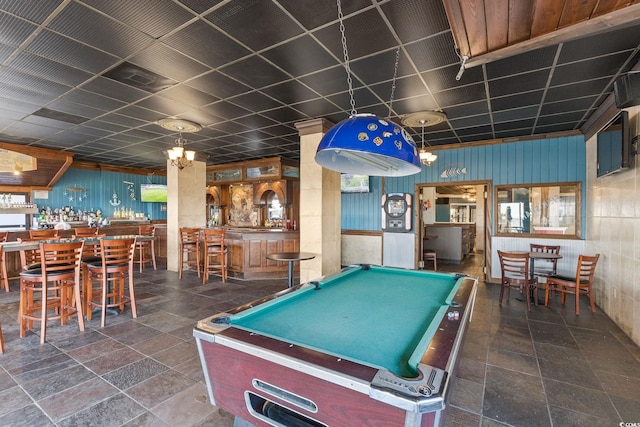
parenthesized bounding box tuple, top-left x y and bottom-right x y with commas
(0, 0, 637, 171)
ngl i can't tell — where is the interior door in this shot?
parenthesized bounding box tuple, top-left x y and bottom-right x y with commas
(484, 185, 492, 281)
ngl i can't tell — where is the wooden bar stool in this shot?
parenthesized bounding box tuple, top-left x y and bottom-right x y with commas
(0, 236, 9, 292)
(85, 238, 136, 327)
(29, 229, 59, 239)
(79, 234, 106, 314)
(179, 227, 201, 279)
(18, 241, 85, 344)
(73, 227, 100, 238)
(203, 229, 226, 284)
(134, 225, 156, 272)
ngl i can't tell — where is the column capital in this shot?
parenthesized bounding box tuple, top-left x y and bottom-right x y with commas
(295, 118, 335, 136)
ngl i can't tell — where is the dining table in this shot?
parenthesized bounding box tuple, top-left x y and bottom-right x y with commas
(266, 252, 316, 289)
(514, 251, 563, 304)
(0, 234, 155, 253)
(528, 251, 563, 280)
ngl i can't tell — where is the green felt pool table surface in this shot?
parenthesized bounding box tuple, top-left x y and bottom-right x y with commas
(229, 265, 463, 378)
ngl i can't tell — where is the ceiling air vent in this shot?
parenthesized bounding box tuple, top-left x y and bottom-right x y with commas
(32, 108, 88, 124)
(103, 62, 178, 93)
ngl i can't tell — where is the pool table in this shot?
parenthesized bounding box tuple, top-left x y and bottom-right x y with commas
(194, 264, 477, 427)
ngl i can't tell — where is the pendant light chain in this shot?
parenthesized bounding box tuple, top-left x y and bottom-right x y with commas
(337, 0, 357, 116)
(387, 46, 401, 118)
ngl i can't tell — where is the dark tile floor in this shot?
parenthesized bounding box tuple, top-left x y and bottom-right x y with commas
(0, 254, 639, 426)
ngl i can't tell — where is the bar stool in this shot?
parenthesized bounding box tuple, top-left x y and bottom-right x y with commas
(134, 225, 156, 272)
(19, 237, 60, 272)
(179, 227, 201, 279)
(29, 229, 59, 239)
(73, 227, 99, 238)
(78, 234, 106, 314)
(18, 241, 85, 344)
(423, 249, 437, 271)
(203, 229, 226, 284)
(85, 238, 136, 327)
(0, 234, 9, 292)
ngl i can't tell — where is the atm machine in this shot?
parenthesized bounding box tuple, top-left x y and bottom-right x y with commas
(381, 193, 415, 269)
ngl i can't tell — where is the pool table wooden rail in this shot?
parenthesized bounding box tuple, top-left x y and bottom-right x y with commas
(194, 266, 478, 427)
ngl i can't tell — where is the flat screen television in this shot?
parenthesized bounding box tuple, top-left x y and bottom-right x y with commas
(340, 174, 370, 193)
(597, 110, 631, 178)
(140, 184, 168, 202)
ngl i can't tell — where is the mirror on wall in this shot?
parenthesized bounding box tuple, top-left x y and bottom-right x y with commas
(267, 192, 283, 221)
(495, 183, 581, 238)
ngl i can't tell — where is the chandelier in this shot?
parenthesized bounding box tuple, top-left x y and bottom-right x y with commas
(157, 118, 202, 170)
(168, 134, 196, 170)
(402, 111, 446, 167)
(419, 146, 438, 167)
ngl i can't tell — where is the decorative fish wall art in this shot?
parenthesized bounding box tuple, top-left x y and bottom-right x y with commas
(440, 167, 467, 178)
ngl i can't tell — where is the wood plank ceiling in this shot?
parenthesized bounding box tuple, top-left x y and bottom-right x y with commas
(444, 0, 640, 68)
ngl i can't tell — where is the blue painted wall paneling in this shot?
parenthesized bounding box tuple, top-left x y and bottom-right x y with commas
(32, 169, 167, 220)
(341, 135, 586, 233)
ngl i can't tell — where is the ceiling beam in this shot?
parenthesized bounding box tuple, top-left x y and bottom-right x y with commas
(456, 3, 640, 69)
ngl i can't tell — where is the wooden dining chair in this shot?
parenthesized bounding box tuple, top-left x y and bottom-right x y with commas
(203, 228, 226, 284)
(134, 225, 156, 272)
(497, 250, 538, 311)
(545, 254, 600, 315)
(529, 244, 560, 277)
(85, 237, 136, 327)
(179, 227, 201, 279)
(29, 229, 59, 239)
(18, 240, 85, 344)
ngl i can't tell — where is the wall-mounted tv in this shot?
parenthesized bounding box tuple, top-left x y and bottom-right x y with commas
(597, 110, 631, 178)
(340, 174, 370, 193)
(140, 184, 168, 202)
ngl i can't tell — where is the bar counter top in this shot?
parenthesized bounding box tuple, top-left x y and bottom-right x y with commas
(3, 223, 167, 276)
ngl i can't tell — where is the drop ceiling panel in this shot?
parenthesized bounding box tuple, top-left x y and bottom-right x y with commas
(204, 1, 304, 51)
(0, 0, 637, 173)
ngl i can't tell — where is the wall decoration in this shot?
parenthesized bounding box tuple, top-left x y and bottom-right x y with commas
(0, 149, 37, 173)
(440, 167, 468, 178)
(109, 191, 121, 206)
(124, 180, 136, 200)
(64, 186, 87, 204)
(228, 184, 254, 227)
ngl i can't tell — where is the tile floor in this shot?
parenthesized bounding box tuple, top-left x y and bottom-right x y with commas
(0, 254, 638, 426)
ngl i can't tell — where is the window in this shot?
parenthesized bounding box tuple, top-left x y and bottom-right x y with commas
(0, 193, 29, 230)
(495, 183, 581, 238)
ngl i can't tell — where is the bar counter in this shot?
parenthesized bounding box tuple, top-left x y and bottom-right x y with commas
(222, 227, 300, 280)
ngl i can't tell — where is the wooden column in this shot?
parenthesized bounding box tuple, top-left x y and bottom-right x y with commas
(295, 118, 341, 282)
(167, 160, 206, 272)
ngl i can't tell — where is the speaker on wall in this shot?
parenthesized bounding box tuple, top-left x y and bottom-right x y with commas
(614, 73, 640, 109)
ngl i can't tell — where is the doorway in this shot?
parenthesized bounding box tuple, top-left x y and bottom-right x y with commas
(415, 181, 492, 281)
